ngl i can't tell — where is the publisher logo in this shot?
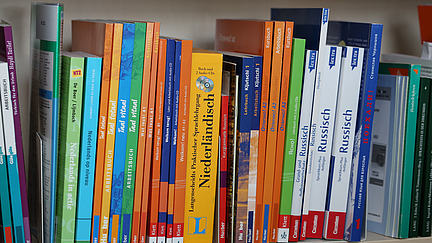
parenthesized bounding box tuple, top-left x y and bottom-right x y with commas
(351, 48, 359, 70)
(188, 217, 207, 235)
(329, 47, 337, 69)
(309, 51, 317, 73)
(196, 76, 214, 92)
(72, 69, 83, 78)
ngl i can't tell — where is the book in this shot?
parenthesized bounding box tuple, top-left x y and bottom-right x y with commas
(108, 22, 135, 243)
(119, 21, 146, 243)
(98, 22, 124, 242)
(418, 5, 432, 43)
(0, 21, 30, 243)
(28, 4, 64, 242)
(271, 10, 330, 239)
(71, 19, 115, 243)
(0, 61, 13, 243)
(327, 21, 383, 241)
(417, 78, 431, 237)
(288, 49, 317, 242)
(379, 63, 421, 238)
(323, 46, 365, 240)
(367, 74, 409, 238)
(147, 38, 167, 243)
(172, 38, 193, 243)
(276, 38, 306, 242)
(214, 20, 274, 242)
(74, 52, 102, 243)
(183, 49, 222, 243)
(56, 52, 85, 242)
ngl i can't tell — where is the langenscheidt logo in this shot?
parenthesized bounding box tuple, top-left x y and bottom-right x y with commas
(188, 217, 207, 235)
(196, 76, 214, 92)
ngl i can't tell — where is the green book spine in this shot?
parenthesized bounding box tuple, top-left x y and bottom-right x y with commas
(119, 22, 146, 243)
(56, 53, 84, 242)
(278, 38, 306, 232)
(420, 78, 432, 237)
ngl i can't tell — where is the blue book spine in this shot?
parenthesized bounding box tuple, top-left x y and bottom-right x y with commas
(108, 22, 135, 242)
(75, 56, 102, 242)
(247, 56, 262, 243)
(0, 117, 13, 243)
(347, 24, 383, 241)
(157, 38, 176, 241)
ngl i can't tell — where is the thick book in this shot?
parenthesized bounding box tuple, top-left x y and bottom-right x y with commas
(74, 52, 102, 243)
(323, 47, 365, 240)
(276, 38, 306, 242)
(288, 49, 317, 242)
(0, 62, 13, 243)
(271, 10, 330, 240)
(214, 20, 274, 243)
(367, 74, 409, 238)
(379, 63, 421, 238)
(71, 19, 114, 243)
(109, 22, 135, 243)
(28, 4, 64, 242)
(183, 49, 222, 243)
(327, 21, 383, 241)
(56, 53, 84, 242)
(172, 38, 193, 243)
(119, 21, 146, 243)
(0, 21, 30, 243)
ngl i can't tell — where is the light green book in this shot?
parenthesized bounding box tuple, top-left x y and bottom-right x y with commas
(277, 38, 306, 241)
(56, 52, 84, 242)
(379, 63, 421, 238)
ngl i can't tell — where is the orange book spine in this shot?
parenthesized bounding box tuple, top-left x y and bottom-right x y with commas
(143, 37, 166, 243)
(90, 23, 114, 243)
(269, 21, 294, 242)
(137, 22, 161, 243)
(172, 39, 193, 242)
(260, 21, 285, 243)
(98, 22, 124, 242)
(254, 21, 274, 243)
(131, 22, 154, 243)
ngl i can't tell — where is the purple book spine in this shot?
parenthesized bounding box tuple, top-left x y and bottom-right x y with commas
(2, 25, 31, 243)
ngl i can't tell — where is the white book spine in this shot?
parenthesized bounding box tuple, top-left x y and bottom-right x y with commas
(323, 47, 364, 239)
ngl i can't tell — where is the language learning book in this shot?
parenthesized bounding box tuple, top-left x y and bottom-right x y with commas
(28, 4, 64, 242)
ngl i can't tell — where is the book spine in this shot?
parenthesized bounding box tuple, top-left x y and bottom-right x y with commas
(344, 24, 383, 241)
(120, 22, 146, 243)
(137, 22, 160, 243)
(276, 38, 306, 243)
(220, 93, 230, 243)
(31, 4, 64, 242)
(323, 47, 364, 240)
(166, 40, 182, 243)
(75, 56, 102, 242)
(108, 23, 135, 243)
(56, 55, 84, 242)
(91, 23, 114, 243)
(307, 45, 342, 238)
(0, 63, 13, 243)
(172, 40, 192, 243)
(254, 21, 273, 243)
(98, 22, 123, 242)
(183, 50, 222, 243)
(261, 21, 285, 243)
(146, 38, 167, 243)
(130, 21, 154, 243)
(157, 38, 176, 243)
(246, 56, 262, 243)
(1, 26, 31, 243)
(419, 78, 432, 237)
(288, 50, 317, 242)
(269, 23, 294, 243)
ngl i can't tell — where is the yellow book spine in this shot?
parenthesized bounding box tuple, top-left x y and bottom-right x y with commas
(183, 50, 223, 242)
(98, 22, 123, 241)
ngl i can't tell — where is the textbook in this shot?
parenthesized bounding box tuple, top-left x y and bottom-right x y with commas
(0, 21, 30, 243)
(183, 49, 222, 243)
(323, 47, 364, 240)
(367, 74, 409, 238)
(56, 53, 84, 242)
(75, 52, 102, 243)
(28, 4, 63, 242)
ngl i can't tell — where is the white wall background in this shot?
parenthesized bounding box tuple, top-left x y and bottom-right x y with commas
(0, 0, 430, 163)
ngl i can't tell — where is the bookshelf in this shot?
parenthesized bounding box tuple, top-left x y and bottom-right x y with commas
(1, 0, 431, 242)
